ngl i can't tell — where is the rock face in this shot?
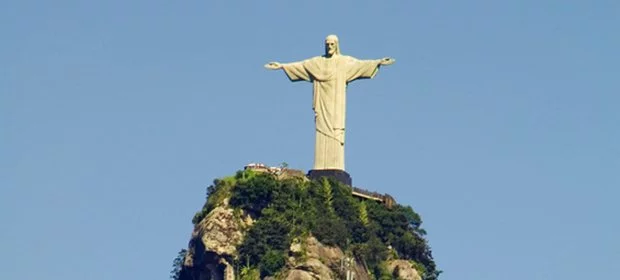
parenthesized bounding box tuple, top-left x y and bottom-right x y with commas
(285, 258, 333, 279)
(194, 206, 246, 256)
(386, 260, 422, 280)
(182, 199, 252, 280)
(284, 237, 371, 280)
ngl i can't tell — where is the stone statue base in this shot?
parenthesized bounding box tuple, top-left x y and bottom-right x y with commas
(307, 169, 352, 186)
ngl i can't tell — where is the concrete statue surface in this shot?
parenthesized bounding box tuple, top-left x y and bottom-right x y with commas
(265, 34, 394, 172)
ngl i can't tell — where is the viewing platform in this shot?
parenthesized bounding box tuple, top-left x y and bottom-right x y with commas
(244, 163, 395, 208)
(352, 186, 395, 209)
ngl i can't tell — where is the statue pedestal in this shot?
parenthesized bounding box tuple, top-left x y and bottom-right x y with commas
(307, 169, 352, 186)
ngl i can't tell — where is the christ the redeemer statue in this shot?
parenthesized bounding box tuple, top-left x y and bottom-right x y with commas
(265, 34, 394, 178)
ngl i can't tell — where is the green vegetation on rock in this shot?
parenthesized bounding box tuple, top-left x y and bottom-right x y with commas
(181, 170, 440, 279)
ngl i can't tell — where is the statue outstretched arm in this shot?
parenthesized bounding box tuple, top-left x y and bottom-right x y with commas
(379, 57, 396, 66)
(346, 57, 395, 82)
(266, 60, 312, 82)
(264, 62, 283, 70)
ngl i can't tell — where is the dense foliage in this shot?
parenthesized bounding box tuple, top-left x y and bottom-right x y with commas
(187, 170, 440, 279)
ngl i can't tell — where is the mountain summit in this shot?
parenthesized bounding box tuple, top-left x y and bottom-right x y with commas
(171, 169, 440, 280)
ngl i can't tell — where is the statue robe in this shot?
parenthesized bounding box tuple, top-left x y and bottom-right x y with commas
(282, 55, 382, 170)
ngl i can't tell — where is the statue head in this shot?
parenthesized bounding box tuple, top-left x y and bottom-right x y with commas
(324, 34, 340, 57)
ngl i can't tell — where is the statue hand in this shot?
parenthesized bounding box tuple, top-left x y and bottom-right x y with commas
(264, 62, 283, 70)
(379, 57, 395, 66)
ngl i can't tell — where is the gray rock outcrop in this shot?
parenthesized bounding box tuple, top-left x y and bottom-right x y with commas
(386, 260, 422, 280)
(284, 236, 370, 280)
(183, 198, 252, 280)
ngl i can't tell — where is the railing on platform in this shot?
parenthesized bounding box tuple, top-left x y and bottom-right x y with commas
(351, 187, 395, 208)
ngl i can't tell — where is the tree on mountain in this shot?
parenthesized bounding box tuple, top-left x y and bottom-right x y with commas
(170, 249, 187, 280)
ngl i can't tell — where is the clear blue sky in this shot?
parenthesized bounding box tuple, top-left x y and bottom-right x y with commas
(1, 1, 618, 279)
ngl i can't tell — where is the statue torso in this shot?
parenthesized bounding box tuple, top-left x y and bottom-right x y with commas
(305, 55, 354, 82)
